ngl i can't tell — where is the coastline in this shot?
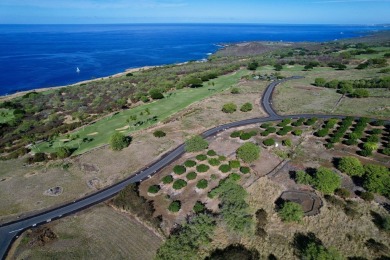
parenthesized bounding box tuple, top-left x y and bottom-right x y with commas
(0, 65, 159, 102)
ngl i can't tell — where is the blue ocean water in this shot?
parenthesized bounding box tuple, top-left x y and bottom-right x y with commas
(0, 24, 387, 96)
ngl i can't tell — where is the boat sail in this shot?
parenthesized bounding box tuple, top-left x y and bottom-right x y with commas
(76, 67, 80, 73)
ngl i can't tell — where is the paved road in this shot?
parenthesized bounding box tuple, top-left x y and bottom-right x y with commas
(0, 76, 383, 259)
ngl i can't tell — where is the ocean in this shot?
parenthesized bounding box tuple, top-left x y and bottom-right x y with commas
(0, 24, 387, 96)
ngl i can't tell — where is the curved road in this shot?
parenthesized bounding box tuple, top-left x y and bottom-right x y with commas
(0, 76, 382, 259)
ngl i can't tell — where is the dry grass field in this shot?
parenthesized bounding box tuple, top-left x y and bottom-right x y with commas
(12, 204, 163, 260)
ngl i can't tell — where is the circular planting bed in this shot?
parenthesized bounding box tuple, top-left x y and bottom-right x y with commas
(279, 190, 322, 216)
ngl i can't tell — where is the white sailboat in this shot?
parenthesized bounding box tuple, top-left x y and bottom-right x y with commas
(76, 67, 80, 73)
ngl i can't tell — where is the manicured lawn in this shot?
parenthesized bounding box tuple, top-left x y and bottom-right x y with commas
(34, 70, 249, 155)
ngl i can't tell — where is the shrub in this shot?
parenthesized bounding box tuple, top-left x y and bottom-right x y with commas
(185, 135, 209, 152)
(149, 89, 164, 99)
(218, 155, 226, 161)
(229, 160, 241, 168)
(230, 88, 239, 94)
(219, 164, 231, 173)
(162, 175, 174, 184)
(359, 149, 373, 157)
(57, 147, 72, 158)
(211, 174, 217, 180)
(173, 165, 186, 175)
(222, 102, 237, 113)
(313, 167, 341, 194)
(295, 170, 313, 185)
(267, 127, 277, 133)
(260, 123, 271, 129)
(337, 156, 364, 177)
(230, 131, 241, 138)
(277, 129, 288, 136)
(382, 147, 390, 156)
(236, 142, 260, 163)
(335, 188, 350, 199)
(186, 171, 197, 180)
(263, 138, 276, 146)
(278, 201, 303, 223)
(196, 164, 210, 173)
(360, 191, 374, 201)
(208, 158, 221, 166)
(261, 131, 270, 136)
(240, 133, 252, 140)
(184, 160, 196, 167)
(168, 201, 181, 212)
(229, 173, 241, 181)
(172, 179, 187, 190)
(240, 166, 250, 174)
(283, 139, 292, 147)
(196, 179, 208, 189)
(196, 154, 208, 161)
(293, 129, 303, 136)
(153, 130, 166, 138)
(148, 185, 160, 194)
(305, 117, 318, 126)
(193, 201, 206, 213)
(109, 132, 131, 151)
(240, 103, 253, 112)
(207, 150, 217, 156)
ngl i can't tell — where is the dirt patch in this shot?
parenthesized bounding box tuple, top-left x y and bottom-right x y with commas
(87, 178, 101, 190)
(80, 163, 100, 173)
(26, 226, 58, 247)
(43, 186, 63, 197)
(24, 172, 38, 178)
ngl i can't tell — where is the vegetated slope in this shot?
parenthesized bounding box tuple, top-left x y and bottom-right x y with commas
(14, 205, 163, 260)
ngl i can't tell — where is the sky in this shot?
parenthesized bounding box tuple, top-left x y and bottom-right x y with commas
(0, 0, 389, 24)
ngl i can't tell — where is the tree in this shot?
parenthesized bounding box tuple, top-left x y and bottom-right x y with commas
(337, 156, 364, 177)
(196, 164, 210, 173)
(274, 64, 283, 71)
(222, 102, 237, 113)
(172, 179, 187, 190)
(247, 60, 259, 70)
(109, 132, 130, 151)
(263, 138, 276, 146)
(148, 185, 160, 194)
(186, 77, 203, 88)
(312, 167, 341, 194)
(278, 201, 304, 223)
(295, 170, 313, 185)
(57, 146, 71, 158)
(153, 130, 166, 138)
(240, 102, 253, 112)
(236, 142, 260, 163)
(149, 88, 164, 99)
(363, 164, 390, 196)
(302, 242, 344, 260)
(197, 179, 208, 189)
(314, 78, 326, 87)
(351, 89, 369, 98)
(185, 135, 209, 152)
(168, 200, 181, 212)
(231, 88, 239, 94)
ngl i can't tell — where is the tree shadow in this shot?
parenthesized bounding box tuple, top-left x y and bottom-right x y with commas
(292, 232, 323, 257)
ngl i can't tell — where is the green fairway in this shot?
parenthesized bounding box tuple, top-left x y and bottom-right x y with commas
(34, 70, 249, 155)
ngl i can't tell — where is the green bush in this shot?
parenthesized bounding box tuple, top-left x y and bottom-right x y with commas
(335, 188, 350, 199)
(305, 117, 318, 126)
(230, 131, 241, 138)
(261, 131, 270, 137)
(219, 164, 231, 173)
(172, 179, 187, 190)
(382, 148, 390, 156)
(359, 149, 373, 157)
(222, 102, 237, 113)
(148, 185, 160, 194)
(240, 132, 252, 140)
(293, 129, 303, 136)
(207, 150, 217, 156)
(240, 103, 253, 112)
(168, 201, 181, 212)
(278, 201, 303, 223)
(313, 167, 341, 194)
(196, 154, 208, 161)
(162, 175, 174, 184)
(196, 179, 208, 189)
(196, 164, 210, 173)
(153, 130, 166, 138)
(208, 158, 221, 166)
(184, 160, 196, 167)
(263, 138, 276, 146)
(193, 201, 206, 213)
(229, 173, 241, 181)
(240, 166, 250, 174)
(186, 171, 197, 180)
(218, 155, 226, 161)
(360, 191, 374, 201)
(231, 88, 240, 94)
(56, 147, 72, 158)
(109, 132, 131, 151)
(173, 165, 186, 175)
(337, 156, 364, 177)
(185, 135, 209, 152)
(267, 127, 277, 133)
(229, 160, 241, 168)
(236, 142, 260, 163)
(211, 174, 217, 180)
(295, 170, 313, 185)
(260, 123, 271, 129)
(283, 139, 292, 147)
